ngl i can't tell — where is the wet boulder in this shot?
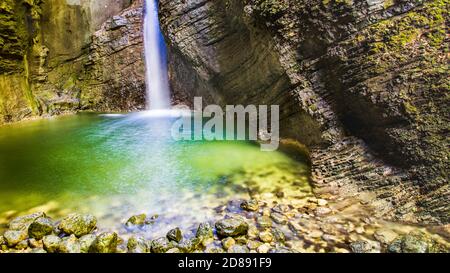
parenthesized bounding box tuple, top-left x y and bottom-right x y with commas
(28, 217, 54, 240)
(42, 235, 61, 253)
(167, 228, 183, 243)
(241, 200, 259, 211)
(58, 214, 97, 237)
(216, 218, 249, 237)
(388, 233, 433, 253)
(89, 232, 118, 253)
(127, 236, 150, 253)
(8, 212, 45, 231)
(151, 237, 171, 253)
(3, 230, 28, 247)
(79, 234, 97, 253)
(196, 222, 214, 240)
(125, 214, 148, 230)
(59, 235, 81, 253)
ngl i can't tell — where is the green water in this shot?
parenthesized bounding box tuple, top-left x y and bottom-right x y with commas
(0, 112, 310, 234)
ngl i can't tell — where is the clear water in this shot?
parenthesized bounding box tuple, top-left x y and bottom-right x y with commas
(0, 113, 310, 236)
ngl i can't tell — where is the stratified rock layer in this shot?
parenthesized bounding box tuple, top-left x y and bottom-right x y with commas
(159, 0, 449, 224)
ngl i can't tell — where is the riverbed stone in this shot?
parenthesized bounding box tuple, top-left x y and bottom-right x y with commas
(196, 222, 214, 240)
(125, 214, 147, 230)
(167, 227, 183, 243)
(349, 241, 370, 253)
(272, 228, 286, 243)
(388, 233, 430, 253)
(28, 217, 54, 240)
(28, 238, 43, 248)
(259, 231, 273, 243)
(374, 229, 398, 245)
(227, 245, 249, 253)
(127, 236, 150, 253)
(42, 235, 61, 253)
(59, 235, 81, 253)
(270, 212, 288, 225)
(178, 238, 201, 253)
(151, 237, 171, 253)
(257, 243, 271, 253)
(58, 214, 97, 237)
(4, 230, 28, 247)
(89, 232, 118, 253)
(256, 216, 272, 229)
(79, 234, 97, 253)
(30, 248, 47, 253)
(221, 237, 235, 250)
(216, 218, 249, 237)
(241, 200, 259, 211)
(166, 247, 181, 253)
(9, 212, 45, 231)
(247, 240, 262, 250)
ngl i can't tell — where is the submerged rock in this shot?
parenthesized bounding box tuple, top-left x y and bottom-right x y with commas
(59, 214, 97, 237)
(151, 237, 171, 253)
(167, 228, 183, 243)
(28, 217, 54, 240)
(256, 216, 272, 229)
(350, 241, 370, 253)
(42, 235, 61, 253)
(178, 238, 201, 253)
(387, 233, 441, 253)
(9, 212, 45, 231)
(241, 200, 259, 211)
(127, 236, 150, 253)
(79, 234, 97, 253)
(125, 214, 148, 230)
(89, 232, 118, 253)
(196, 222, 214, 240)
(227, 245, 249, 253)
(216, 218, 249, 237)
(221, 237, 235, 250)
(4, 230, 28, 247)
(59, 235, 81, 253)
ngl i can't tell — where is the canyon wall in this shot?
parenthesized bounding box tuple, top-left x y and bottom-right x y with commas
(0, 0, 146, 124)
(0, 0, 447, 223)
(159, 0, 449, 224)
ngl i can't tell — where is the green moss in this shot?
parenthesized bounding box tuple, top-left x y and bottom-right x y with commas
(252, 0, 288, 18)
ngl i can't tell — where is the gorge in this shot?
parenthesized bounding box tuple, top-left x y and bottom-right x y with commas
(0, 0, 448, 253)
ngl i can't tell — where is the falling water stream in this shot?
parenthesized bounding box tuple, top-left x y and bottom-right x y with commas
(144, 0, 171, 110)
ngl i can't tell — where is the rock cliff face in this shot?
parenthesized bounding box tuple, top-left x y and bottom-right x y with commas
(159, 0, 449, 224)
(0, 0, 145, 123)
(0, 0, 448, 224)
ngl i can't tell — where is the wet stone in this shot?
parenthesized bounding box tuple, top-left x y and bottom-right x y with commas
(221, 237, 235, 250)
(227, 245, 249, 253)
(127, 236, 150, 253)
(196, 222, 214, 240)
(15, 240, 29, 250)
(125, 214, 148, 230)
(59, 235, 81, 253)
(216, 218, 249, 237)
(350, 241, 370, 253)
(4, 230, 28, 247)
(270, 212, 288, 225)
(9, 212, 45, 231)
(241, 200, 259, 211)
(259, 231, 273, 243)
(167, 227, 183, 243)
(89, 232, 118, 253)
(42, 235, 61, 253)
(58, 214, 97, 237)
(79, 234, 97, 253)
(256, 216, 272, 229)
(28, 217, 54, 240)
(151, 237, 171, 253)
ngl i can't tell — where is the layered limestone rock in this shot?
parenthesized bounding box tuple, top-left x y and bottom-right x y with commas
(159, 0, 449, 224)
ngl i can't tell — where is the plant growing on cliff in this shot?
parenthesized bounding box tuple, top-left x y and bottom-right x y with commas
(251, 0, 288, 19)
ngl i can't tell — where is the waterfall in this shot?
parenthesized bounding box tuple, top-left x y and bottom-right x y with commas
(144, 0, 170, 110)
